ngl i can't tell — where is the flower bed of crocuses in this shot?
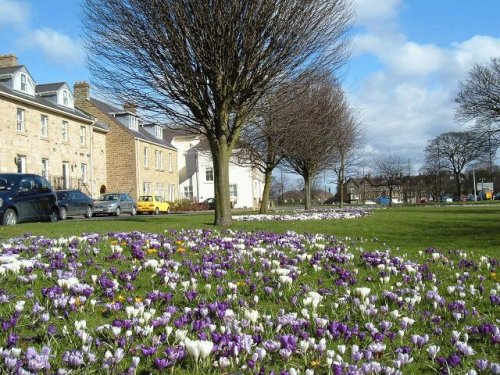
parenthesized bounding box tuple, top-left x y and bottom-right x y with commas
(233, 208, 371, 221)
(0, 230, 498, 374)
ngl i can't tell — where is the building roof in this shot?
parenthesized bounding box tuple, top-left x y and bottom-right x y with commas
(35, 82, 66, 93)
(89, 97, 177, 150)
(0, 82, 93, 122)
(0, 65, 23, 75)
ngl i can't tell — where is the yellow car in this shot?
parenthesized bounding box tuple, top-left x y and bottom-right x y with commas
(137, 195, 170, 215)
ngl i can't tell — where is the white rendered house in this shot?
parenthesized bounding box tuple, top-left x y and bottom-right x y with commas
(169, 132, 264, 209)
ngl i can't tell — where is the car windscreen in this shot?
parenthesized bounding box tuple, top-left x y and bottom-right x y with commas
(98, 194, 119, 201)
(139, 196, 153, 201)
(56, 192, 67, 199)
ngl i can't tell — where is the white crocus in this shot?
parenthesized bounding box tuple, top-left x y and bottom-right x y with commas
(355, 287, 371, 299)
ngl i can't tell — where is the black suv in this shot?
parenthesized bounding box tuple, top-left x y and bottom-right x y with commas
(0, 173, 58, 226)
(56, 190, 94, 220)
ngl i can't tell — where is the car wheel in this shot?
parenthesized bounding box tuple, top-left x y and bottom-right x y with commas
(131, 206, 137, 216)
(154, 207, 159, 215)
(2, 208, 17, 226)
(49, 208, 58, 223)
(59, 207, 67, 220)
(115, 207, 121, 216)
(85, 206, 93, 218)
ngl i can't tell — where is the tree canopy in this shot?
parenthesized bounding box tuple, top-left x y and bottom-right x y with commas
(82, 0, 354, 225)
(455, 57, 500, 135)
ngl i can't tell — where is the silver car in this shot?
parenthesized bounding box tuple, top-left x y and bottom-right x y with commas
(93, 193, 137, 216)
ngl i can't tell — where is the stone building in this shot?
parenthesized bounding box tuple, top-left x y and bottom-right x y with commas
(0, 54, 108, 196)
(74, 82, 178, 201)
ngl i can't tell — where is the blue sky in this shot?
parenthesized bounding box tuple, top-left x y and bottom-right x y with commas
(1, 0, 499, 177)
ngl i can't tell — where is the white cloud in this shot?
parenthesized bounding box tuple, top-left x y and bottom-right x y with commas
(0, 0, 30, 29)
(353, 0, 402, 25)
(347, 1, 500, 170)
(348, 33, 500, 169)
(24, 28, 85, 67)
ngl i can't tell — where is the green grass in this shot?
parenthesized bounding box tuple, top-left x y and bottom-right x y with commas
(1, 205, 499, 256)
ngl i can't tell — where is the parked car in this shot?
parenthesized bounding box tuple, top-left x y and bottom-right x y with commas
(203, 197, 216, 210)
(0, 173, 58, 226)
(202, 197, 236, 209)
(56, 190, 94, 220)
(137, 195, 170, 215)
(93, 193, 137, 216)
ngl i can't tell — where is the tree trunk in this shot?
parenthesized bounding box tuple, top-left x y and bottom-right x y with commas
(339, 156, 345, 208)
(454, 171, 462, 198)
(211, 144, 233, 226)
(260, 169, 273, 214)
(304, 173, 312, 210)
(389, 187, 393, 207)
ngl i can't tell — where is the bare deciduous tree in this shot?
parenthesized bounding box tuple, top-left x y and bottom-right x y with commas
(424, 131, 489, 197)
(330, 110, 363, 208)
(373, 153, 404, 207)
(82, 0, 353, 225)
(281, 72, 348, 210)
(455, 57, 500, 135)
(235, 86, 291, 213)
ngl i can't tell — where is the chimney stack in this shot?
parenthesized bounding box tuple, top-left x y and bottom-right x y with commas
(123, 101, 137, 115)
(73, 81, 90, 102)
(0, 54, 19, 68)
(123, 102, 137, 115)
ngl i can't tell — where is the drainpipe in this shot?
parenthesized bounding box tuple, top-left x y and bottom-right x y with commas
(89, 122, 94, 197)
(195, 150, 200, 202)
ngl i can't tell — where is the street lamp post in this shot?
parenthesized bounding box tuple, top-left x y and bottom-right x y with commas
(479, 177, 485, 200)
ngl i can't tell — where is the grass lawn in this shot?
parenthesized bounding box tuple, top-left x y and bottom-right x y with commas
(1, 205, 499, 256)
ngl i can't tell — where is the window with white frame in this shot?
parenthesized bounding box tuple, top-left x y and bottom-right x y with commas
(156, 183, 164, 197)
(81, 163, 88, 183)
(41, 159, 49, 179)
(143, 181, 152, 194)
(229, 184, 238, 197)
(129, 116, 138, 131)
(168, 153, 173, 172)
(62, 90, 69, 106)
(154, 125, 163, 139)
(20, 73, 27, 92)
(16, 108, 25, 132)
(62, 121, 68, 141)
(144, 147, 148, 167)
(80, 126, 86, 145)
(168, 184, 175, 201)
(40, 115, 48, 137)
(183, 185, 193, 199)
(205, 167, 214, 182)
(155, 150, 163, 170)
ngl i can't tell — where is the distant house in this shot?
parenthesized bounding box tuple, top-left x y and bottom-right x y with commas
(74, 82, 179, 200)
(0, 54, 108, 196)
(169, 131, 264, 209)
(282, 189, 333, 204)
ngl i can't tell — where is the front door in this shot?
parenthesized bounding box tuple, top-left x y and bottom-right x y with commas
(62, 162, 70, 189)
